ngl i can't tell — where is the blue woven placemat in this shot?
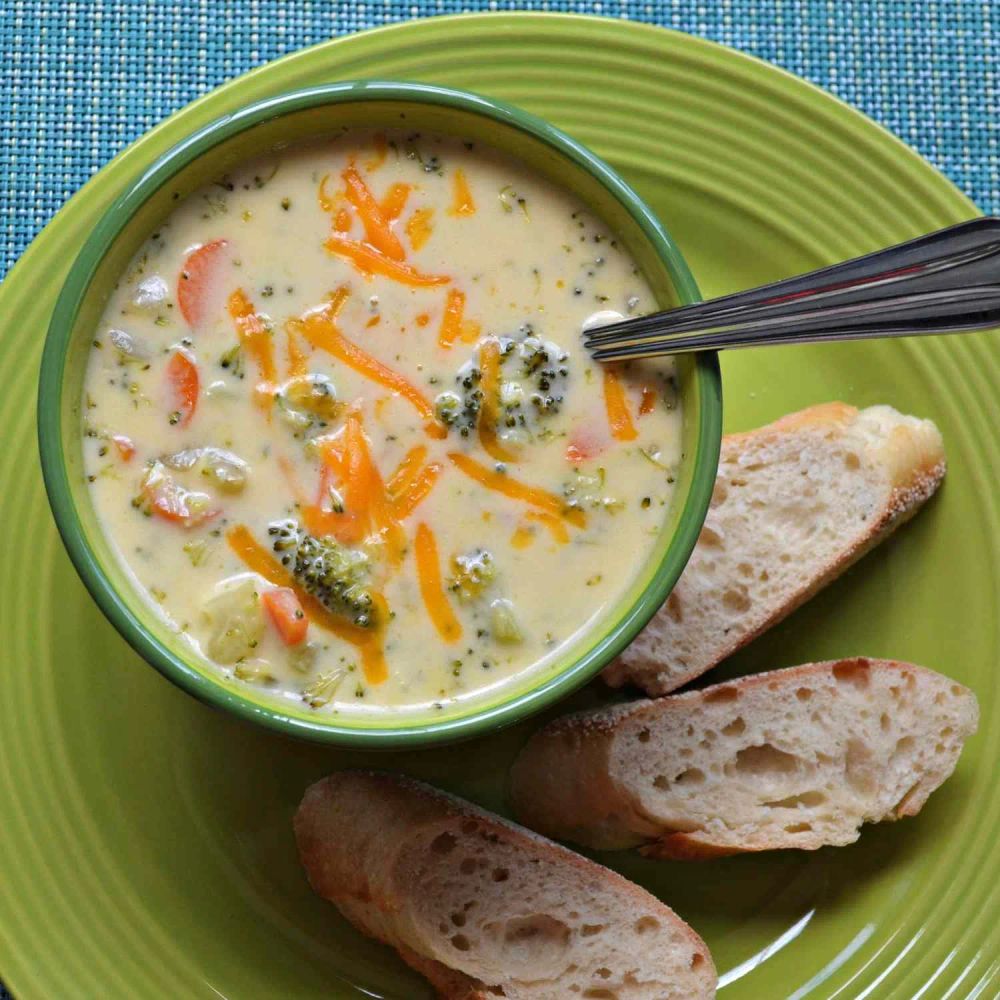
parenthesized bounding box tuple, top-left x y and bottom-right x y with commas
(1, 0, 998, 285)
(0, 2, 996, 997)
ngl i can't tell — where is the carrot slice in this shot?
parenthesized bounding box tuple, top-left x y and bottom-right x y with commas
(406, 207, 434, 250)
(177, 239, 228, 327)
(414, 523, 462, 643)
(140, 463, 217, 526)
(437, 288, 480, 349)
(380, 183, 411, 222)
(286, 327, 308, 378)
(639, 386, 657, 416)
(449, 169, 476, 217)
(166, 350, 199, 426)
(603, 367, 638, 441)
(324, 234, 450, 286)
(228, 289, 277, 406)
(448, 452, 586, 528)
(262, 588, 309, 646)
(297, 297, 443, 433)
(226, 525, 388, 684)
(478, 338, 519, 463)
(342, 165, 406, 260)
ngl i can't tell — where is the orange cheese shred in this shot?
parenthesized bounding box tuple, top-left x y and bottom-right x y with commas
(603, 367, 638, 441)
(449, 169, 476, 217)
(325, 234, 450, 287)
(448, 451, 586, 528)
(414, 523, 462, 643)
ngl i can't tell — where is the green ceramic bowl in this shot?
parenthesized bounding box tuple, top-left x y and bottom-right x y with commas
(37, 80, 721, 747)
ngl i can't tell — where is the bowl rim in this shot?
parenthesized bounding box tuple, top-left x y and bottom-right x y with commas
(37, 79, 722, 747)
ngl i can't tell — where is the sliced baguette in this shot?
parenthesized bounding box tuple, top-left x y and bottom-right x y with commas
(604, 404, 945, 696)
(294, 770, 716, 999)
(510, 659, 977, 856)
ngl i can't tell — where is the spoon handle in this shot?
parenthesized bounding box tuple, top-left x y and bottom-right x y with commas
(584, 217, 1000, 360)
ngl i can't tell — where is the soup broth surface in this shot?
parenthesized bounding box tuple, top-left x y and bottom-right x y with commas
(83, 128, 682, 717)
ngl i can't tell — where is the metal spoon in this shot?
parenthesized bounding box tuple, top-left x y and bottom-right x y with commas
(583, 217, 1000, 361)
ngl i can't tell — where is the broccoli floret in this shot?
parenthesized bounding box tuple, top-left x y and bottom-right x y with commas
(268, 520, 378, 628)
(448, 548, 497, 602)
(517, 335, 569, 416)
(445, 329, 569, 439)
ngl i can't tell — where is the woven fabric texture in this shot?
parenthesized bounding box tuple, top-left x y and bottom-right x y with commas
(1, 1, 998, 282)
(0, 3, 996, 997)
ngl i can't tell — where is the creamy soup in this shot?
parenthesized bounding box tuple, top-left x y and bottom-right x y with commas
(82, 128, 682, 717)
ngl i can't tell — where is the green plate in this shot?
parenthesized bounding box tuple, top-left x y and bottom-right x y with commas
(1, 13, 997, 999)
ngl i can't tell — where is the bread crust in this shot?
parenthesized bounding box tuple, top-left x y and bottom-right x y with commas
(511, 659, 977, 857)
(295, 770, 716, 998)
(604, 404, 946, 696)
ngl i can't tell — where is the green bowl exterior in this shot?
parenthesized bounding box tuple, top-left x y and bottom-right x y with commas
(38, 80, 722, 747)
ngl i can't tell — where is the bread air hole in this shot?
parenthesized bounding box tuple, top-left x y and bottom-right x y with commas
(431, 832, 457, 854)
(451, 933, 471, 951)
(844, 451, 860, 470)
(784, 822, 813, 834)
(492, 867, 509, 882)
(845, 738, 877, 796)
(637, 728, 651, 744)
(833, 660, 871, 689)
(634, 916, 659, 934)
(581, 924, 605, 937)
(492, 914, 571, 970)
(722, 588, 752, 613)
(764, 790, 826, 809)
(732, 743, 802, 777)
(704, 686, 739, 704)
(796, 687, 813, 701)
(722, 717, 746, 737)
(582, 990, 616, 999)
(691, 952, 706, 970)
(665, 592, 683, 624)
(654, 768, 705, 790)
(700, 525, 723, 547)
(596, 967, 612, 979)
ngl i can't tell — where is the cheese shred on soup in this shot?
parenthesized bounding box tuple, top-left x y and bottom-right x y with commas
(83, 129, 682, 716)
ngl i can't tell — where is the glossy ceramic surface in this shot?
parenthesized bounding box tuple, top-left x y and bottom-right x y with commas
(37, 80, 720, 746)
(2, 14, 997, 999)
